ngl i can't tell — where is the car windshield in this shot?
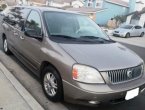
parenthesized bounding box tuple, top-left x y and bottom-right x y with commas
(120, 25, 133, 29)
(44, 12, 111, 43)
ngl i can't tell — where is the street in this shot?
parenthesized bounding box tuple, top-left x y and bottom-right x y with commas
(0, 34, 145, 110)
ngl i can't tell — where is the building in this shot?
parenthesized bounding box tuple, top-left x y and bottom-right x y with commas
(46, 0, 84, 8)
(126, 8, 145, 28)
(67, 7, 105, 21)
(84, 0, 140, 26)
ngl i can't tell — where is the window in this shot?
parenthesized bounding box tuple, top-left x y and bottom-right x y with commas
(3, 7, 16, 26)
(3, 7, 31, 29)
(96, 3, 100, 6)
(44, 12, 109, 41)
(135, 26, 142, 29)
(14, 7, 31, 30)
(25, 10, 42, 36)
(120, 25, 133, 29)
(88, 0, 93, 7)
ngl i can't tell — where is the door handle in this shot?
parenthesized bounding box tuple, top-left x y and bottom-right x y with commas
(20, 36, 24, 40)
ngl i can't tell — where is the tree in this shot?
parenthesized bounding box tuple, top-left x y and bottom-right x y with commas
(114, 15, 126, 27)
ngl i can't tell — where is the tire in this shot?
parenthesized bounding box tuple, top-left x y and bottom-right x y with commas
(3, 37, 11, 55)
(42, 66, 63, 102)
(140, 32, 144, 37)
(125, 33, 130, 38)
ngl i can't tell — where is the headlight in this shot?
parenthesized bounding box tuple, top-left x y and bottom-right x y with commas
(72, 64, 105, 84)
(141, 63, 144, 74)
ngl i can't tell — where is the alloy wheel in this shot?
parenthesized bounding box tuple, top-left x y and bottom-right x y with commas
(43, 72, 58, 97)
(4, 39, 8, 52)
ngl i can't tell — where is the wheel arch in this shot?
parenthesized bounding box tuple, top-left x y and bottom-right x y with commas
(39, 61, 62, 81)
(39, 61, 64, 100)
(2, 33, 6, 41)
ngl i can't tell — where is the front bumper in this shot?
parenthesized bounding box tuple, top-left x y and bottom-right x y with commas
(113, 32, 126, 37)
(63, 73, 145, 105)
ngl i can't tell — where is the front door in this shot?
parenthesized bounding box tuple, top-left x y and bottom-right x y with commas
(18, 10, 43, 71)
(134, 26, 142, 36)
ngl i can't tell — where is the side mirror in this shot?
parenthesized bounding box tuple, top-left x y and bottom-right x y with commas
(24, 28, 43, 41)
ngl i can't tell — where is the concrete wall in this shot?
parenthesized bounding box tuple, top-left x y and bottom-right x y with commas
(126, 15, 132, 24)
(139, 13, 145, 27)
(96, 1, 128, 25)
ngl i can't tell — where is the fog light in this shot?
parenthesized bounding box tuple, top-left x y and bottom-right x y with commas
(88, 101, 99, 105)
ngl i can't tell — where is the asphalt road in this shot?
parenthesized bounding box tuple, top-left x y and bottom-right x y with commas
(0, 28, 145, 109)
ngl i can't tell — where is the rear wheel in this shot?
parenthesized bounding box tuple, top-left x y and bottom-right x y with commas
(140, 32, 144, 37)
(125, 33, 130, 38)
(42, 66, 63, 102)
(3, 37, 11, 55)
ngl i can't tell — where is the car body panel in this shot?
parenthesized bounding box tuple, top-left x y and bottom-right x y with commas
(1, 6, 145, 105)
(59, 43, 143, 71)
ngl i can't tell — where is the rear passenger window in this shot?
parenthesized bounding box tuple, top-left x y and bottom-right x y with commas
(135, 26, 142, 29)
(14, 7, 31, 30)
(25, 10, 42, 36)
(3, 7, 16, 26)
(3, 7, 31, 29)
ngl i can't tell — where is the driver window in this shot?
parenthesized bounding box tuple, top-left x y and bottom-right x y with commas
(25, 10, 42, 36)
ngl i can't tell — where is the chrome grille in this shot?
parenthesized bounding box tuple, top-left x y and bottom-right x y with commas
(108, 65, 143, 84)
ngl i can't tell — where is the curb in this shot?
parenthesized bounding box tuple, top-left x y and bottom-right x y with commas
(0, 62, 44, 110)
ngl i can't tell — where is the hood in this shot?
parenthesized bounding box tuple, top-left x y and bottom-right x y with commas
(59, 43, 143, 71)
(115, 28, 129, 33)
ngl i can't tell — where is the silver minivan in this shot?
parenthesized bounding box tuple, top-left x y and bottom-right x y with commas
(1, 6, 145, 105)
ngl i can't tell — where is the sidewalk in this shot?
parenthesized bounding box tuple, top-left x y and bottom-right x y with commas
(0, 62, 44, 110)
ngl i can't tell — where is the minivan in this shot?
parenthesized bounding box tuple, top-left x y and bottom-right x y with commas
(1, 6, 145, 105)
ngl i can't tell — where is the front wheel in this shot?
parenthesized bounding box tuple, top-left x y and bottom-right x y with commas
(3, 38, 11, 55)
(42, 66, 63, 102)
(125, 33, 130, 38)
(140, 32, 144, 37)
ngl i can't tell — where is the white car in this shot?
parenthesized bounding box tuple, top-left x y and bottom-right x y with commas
(113, 24, 145, 38)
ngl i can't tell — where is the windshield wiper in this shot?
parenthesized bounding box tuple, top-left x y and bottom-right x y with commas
(50, 34, 77, 39)
(80, 36, 111, 42)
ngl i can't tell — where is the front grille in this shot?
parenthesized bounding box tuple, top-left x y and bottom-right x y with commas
(108, 65, 143, 84)
(115, 31, 119, 33)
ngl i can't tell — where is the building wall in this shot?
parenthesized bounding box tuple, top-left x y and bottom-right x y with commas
(29, 0, 46, 4)
(135, 3, 144, 11)
(139, 13, 145, 27)
(126, 15, 132, 24)
(129, 0, 136, 13)
(96, 1, 128, 25)
(72, 1, 83, 8)
(84, 0, 103, 8)
(5, 0, 17, 6)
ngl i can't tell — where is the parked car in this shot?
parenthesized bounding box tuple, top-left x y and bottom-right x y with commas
(113, 24, 145, 38)
(1, 6, 145, 106)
